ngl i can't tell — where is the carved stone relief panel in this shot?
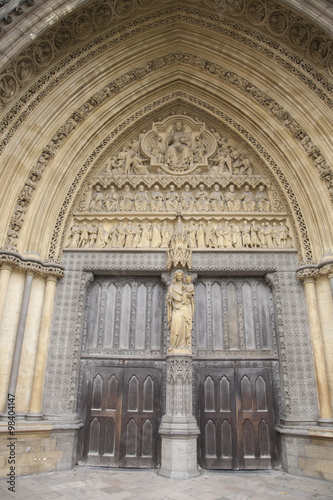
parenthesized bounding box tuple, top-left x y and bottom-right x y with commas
(66, 216, 294, 251)
(65, 114, 294, 253)
(94, 115, 261, 178)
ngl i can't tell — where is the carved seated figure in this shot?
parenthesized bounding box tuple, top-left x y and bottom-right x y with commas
(180, 184, 195, 211)
(255, 185, 271, 212)
(105, 185, 119, 211)
(225, 184, 241, 211)
(89, 185, 104, 211)
(151, 184, 164, 211)
(165, 184, 179, 211)
(119, 185, 134, 211)
(240, 185, 256, 211)
(210, 184, 224, 211)
(134, 184, 150, 211)
(195, 183, 209, 211)
(165, 120, 192, 168)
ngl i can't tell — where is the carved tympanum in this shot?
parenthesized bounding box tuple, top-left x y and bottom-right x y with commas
(63, 113, 296, 254)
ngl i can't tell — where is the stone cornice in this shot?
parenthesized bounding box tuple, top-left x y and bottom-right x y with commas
(0, 249, 64, 278)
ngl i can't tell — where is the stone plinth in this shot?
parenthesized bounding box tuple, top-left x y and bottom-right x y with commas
(158, 356, 200, 479)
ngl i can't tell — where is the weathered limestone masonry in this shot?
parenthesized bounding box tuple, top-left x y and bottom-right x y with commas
(0, 0, 332, 482)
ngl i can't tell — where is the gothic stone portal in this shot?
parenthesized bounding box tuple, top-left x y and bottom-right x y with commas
(78, 275, 279, 470)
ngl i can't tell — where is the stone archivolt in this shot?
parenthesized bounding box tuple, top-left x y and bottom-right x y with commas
(0, 0, 332, 110)
(2, 44, 330, 260)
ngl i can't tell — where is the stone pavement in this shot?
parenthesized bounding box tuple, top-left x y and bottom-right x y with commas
(1, 467, 333, 500)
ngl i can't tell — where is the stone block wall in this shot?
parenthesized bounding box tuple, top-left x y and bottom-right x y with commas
(281, 431, 333, 481)
(0, 424, 78, 478)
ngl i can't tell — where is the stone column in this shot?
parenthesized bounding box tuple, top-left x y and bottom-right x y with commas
(0, 264, 12, 323)
(5, 271, 34, 413)
(298, 269, 333, 423)
(27, 276, 58, 419)
(158, 355, 200, 479)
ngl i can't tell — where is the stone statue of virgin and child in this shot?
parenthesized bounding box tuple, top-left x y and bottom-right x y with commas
(166, 270, 195, 353)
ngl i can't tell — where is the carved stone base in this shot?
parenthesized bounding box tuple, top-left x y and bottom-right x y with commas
(158, 415, 200, 479)
(167, 347, 192, 356)
(158, 356, 200, 479)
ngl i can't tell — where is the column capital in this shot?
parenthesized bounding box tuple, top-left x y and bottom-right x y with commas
(0, 263, 13, 272)
(318, 264, 333, 279)
(0, 249, 64, 279)
(296, 267, 320, 283)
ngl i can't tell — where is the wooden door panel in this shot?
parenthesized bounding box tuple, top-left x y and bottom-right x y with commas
(236, 367, 278, 469)
(81, 366, 123, 466)
(120, 367, 161, 467)
(198, 364, 278, 470)
(80, 364, 162, 468)
(199, 367, 238, 469)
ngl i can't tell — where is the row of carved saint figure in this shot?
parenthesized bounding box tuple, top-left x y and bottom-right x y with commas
(67, 219, 292, 250)
(87, 183, 272, 213)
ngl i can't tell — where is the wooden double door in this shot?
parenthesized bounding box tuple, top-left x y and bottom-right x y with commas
(197, 363, 279, 470)
(79, 274, 279, 469)
(79, 363, 162, 468)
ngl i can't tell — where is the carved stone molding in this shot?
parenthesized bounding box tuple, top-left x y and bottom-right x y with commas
(0, 17, 331, 257)
(0, 1, 332, 113)
(0, 249, 64, 278)
(1, 49, 332, 218)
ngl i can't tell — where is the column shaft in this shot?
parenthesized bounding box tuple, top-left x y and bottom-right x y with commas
(0, 265, 12, 323)
(28, 276, 57, 417)
(6, 271, 34, 410)
(303, 279, 332, 419)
